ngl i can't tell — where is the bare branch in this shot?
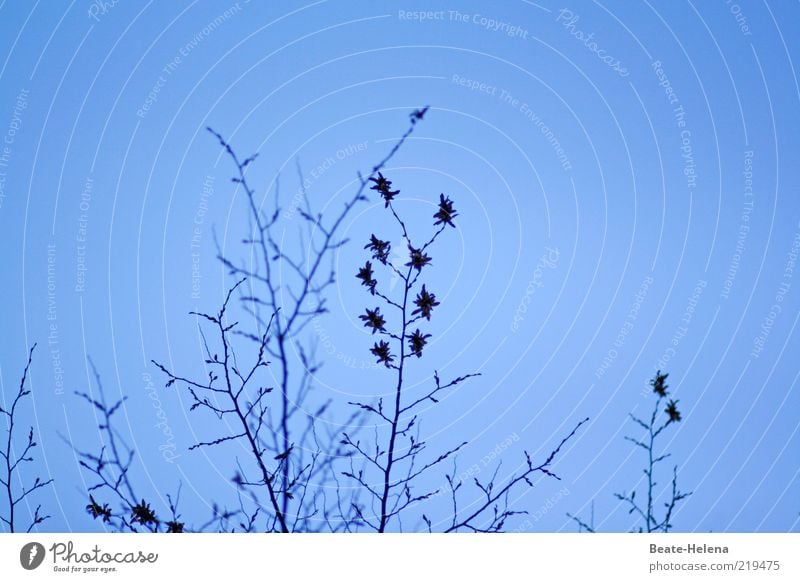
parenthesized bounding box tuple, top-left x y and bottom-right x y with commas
(2, 344, 53, 533)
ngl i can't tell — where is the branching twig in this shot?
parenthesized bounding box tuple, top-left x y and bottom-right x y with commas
(446, 418, 589, 532)
(569, 371, 690, 533)
(345, 139, 587, 531)
(154, 280, 289, 532)
(207, 111, 427, 530)
(71, 359, 197, 533)
(1, 344, 53, 532)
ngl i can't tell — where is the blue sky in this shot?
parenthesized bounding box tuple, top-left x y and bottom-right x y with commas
(0, 0, 798, 532)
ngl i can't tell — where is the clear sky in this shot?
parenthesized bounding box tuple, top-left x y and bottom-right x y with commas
(0, 0, 798, 533)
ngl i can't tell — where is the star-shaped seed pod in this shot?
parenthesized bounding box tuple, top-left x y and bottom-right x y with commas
(356, 261, 377, 294)
(371, 340, 394, 366)
(412, 285, 440, 321)
(406, 245, 431, 271)
(408, 329, 431, 358)
(369, 172, 399, 207)
(433, 193, 458, 228)
(359, 307, 386, 334)
(665, 399, 681, 424)
(365, 234, 391, 264)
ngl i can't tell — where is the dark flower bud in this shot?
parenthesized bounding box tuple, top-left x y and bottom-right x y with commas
(371, 340, 394, 366)
(356, 261, 377, 294)
(665, 399, 681, 423)
(369, 172, 399, 207)
(359, 307, 386, 334)
(651, 370, 669, 397)
(365, 234, 391, 264)
(412, 285, 440, 321)
(406, 245, 431, 271)
(408, 329, 431, 358)
(410, 106, 429, 124)
(131, 499, 158, 526)
(433, 193, 458, 228)
(85, 495, 112, 523)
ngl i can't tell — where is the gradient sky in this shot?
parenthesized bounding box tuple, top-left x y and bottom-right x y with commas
(0, 0, 798, 533)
